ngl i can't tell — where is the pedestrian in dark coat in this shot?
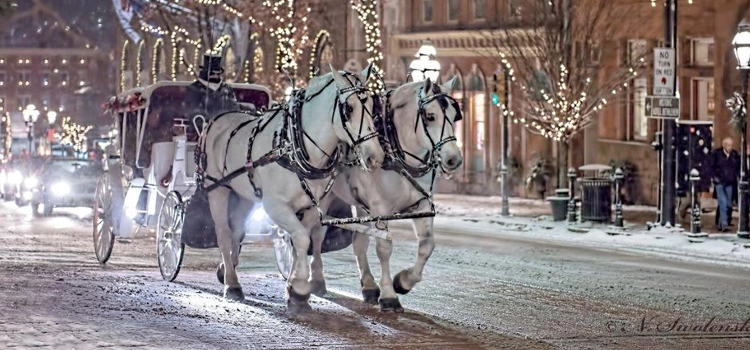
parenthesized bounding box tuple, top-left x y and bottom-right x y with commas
(709, 137, 740, 232)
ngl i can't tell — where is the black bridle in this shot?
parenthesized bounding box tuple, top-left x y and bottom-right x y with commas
(414, 86, 463, 168)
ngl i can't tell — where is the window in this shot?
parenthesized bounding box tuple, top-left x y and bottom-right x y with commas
(0, 71, 5, 86)
(18, 70, 30, 86)
(509, 0, 522, 18)
(474, 93, 486, 150)
(631, 78, 648, 140)
(0, 96, 5, 112)
(41, 71, 50, 87)
(422, 0, 433, 23)
(447, 0, 459, 22)
(17, 95, 31, 110)
(692, 78, 715, 121)
(473, 0, 486, 20)
(690, 38, 714, 66)
(78, 69, 87, 87)
(60, 71, 69, 86)
(627, 39, 648, 66)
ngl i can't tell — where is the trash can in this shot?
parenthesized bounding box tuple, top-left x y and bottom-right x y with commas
(547, 189, 569, 222)
(578, 177, 613, 223)
(576, 164, 614, 223)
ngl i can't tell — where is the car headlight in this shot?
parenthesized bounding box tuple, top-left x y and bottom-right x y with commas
(9, 171, 23, 185)
(24, 177, 38, 189)
(50, 182, 70, 196)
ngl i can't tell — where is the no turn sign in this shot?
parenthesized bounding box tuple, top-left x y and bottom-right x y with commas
(654, 48, 675, 96)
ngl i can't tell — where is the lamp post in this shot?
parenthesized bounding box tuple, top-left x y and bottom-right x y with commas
(408, 39, 441, 82)
(22, 104, 39, 155)
(46, 111, 57, 156)
(732, 21, 750, 238)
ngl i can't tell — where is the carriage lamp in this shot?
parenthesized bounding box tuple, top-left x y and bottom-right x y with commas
(732, 20, 750, 238)
(409, 39, 441, 83)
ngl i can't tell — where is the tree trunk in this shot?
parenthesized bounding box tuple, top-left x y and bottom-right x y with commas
(557, 140, 569, 189)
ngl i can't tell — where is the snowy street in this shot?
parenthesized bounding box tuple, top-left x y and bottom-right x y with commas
(1, 198, 749, 349)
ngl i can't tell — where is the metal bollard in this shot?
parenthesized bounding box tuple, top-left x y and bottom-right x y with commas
(614, 168, 624, 227)
(567, 168, 577, 222)
(690, 168, 701, 234)
(500, 164, 510, 216)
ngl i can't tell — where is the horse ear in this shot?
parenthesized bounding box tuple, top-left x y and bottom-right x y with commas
(329, 63, 349, 89)
(360, 62, 374, 84)
(422, 78, 433, 95)
(441, 76, 458, 94)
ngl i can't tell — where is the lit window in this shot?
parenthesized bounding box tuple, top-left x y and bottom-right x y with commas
(43, 59, 49, 65)
(42, 72, 50, 86)
(474, 93, 486, 150)
(61, 59, 68, 65)
(423, 0, 433, 23)
(632, 78, 648, 140)
(473, 0, 486, 20)
(509, 0, 522, 18)
(0, 58, 5, 64)
(80, 59, 86, 65)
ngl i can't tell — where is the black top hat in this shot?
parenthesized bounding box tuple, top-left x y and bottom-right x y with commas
(199, 53, 225, 77)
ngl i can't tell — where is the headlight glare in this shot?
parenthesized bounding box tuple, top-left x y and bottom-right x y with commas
(50, 182, 70, 196)
(9, 171, 23, 185)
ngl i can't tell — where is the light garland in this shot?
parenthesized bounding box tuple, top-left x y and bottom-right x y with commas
(152, 38, 165, 83)
(309, 30, 330, 79)
(651, 0, 694, 6)
(136, 40, 146, 87)
(120, 40, 130, 92)
(351, 0, 384, 92)
(209, 34, 231, 55)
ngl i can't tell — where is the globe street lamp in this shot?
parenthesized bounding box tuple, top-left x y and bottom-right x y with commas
(22, 104, 40, 155)
(732, 20, 750, 239)
(409, 39, 441, 82)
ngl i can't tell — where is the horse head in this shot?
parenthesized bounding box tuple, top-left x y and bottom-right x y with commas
(328, 63, 384, 171)
(390, 76, 464, 173)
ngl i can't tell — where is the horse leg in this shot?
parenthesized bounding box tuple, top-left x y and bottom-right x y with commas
(309, 224, 327, 296)
(265, 200, 314, 311)
(208, 187, 244, 301)
(352, 231, 379, 304)
(375, 237, 403, 312)
(393, 216, 434, 295)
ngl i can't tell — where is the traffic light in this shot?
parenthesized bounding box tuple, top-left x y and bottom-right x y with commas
(493, 72, 507, 107)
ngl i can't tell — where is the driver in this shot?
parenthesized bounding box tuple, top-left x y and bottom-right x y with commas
(184, 53, 239, 122)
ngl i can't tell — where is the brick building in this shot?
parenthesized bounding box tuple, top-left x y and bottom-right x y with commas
(386, 0, 750, 205)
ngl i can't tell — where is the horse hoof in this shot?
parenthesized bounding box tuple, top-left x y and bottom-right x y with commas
(379, 298, 404, 313)
(223, 286, 245, 301)
(216, 263, 225, 285)
(286, 285, 312, 312)
(361, 288, 380, 305)
(310, 280, 327, 296)
(393, 270, 412, 295)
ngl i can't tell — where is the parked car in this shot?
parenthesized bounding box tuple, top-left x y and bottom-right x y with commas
(29, 157, 103, 216)
(0, 157, 47, 204)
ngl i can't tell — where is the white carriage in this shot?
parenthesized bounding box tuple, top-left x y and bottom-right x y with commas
(93, 81, 274, 273)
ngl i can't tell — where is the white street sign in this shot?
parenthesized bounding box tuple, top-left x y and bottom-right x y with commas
(654, 48, 675, 96)
(645, 96, 680, 119)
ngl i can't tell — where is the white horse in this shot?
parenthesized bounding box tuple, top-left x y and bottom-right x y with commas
(310, 77, 463, 312)
(202, 64, 384, 310)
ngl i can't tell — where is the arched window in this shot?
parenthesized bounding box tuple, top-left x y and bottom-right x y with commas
(466, 64, 486, 172)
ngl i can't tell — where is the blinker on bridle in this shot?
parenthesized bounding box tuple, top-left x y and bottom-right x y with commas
(415, 87, 463, 155)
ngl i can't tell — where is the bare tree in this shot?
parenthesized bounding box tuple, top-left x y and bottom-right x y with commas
(478, 0, 644, 188)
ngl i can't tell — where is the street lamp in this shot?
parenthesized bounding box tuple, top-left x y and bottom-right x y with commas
(46, 111, 57, 155)
(22, 104, 40, 155)
(409, 39, 441, 82)
(732, 20, 750, 239)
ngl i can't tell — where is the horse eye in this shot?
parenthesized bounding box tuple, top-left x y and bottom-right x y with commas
(426, 113, 436, 122)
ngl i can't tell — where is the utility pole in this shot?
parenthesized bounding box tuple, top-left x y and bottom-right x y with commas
(659, 0, 678, 227)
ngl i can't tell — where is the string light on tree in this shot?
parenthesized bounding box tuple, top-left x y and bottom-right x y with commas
(59, 117, 93, 154)
(351, 0, 384, 92)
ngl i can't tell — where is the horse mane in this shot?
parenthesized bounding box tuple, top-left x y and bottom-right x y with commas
(305, 73, 334, 98)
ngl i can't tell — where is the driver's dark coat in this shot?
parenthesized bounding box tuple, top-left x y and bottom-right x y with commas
(184, 80, 239, 120)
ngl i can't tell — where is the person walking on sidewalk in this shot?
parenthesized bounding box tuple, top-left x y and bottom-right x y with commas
(709, 137, 740, 232)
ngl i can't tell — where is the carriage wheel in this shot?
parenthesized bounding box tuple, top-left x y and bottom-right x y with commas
(272, 227, 294, 280)
(157, 191, 186, 282)
(93, 175, 115, 264)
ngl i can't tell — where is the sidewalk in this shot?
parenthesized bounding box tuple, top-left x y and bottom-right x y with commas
(427, 194, 750, 267)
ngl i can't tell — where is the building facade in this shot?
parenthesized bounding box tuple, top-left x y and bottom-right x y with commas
(0, 0, 116, 155)
(387, 0, 750, 205)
